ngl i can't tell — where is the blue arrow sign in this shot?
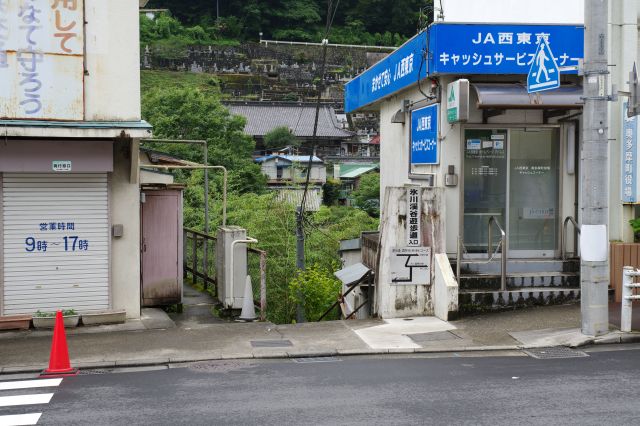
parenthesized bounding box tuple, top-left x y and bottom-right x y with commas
(527, 37, 560, 93)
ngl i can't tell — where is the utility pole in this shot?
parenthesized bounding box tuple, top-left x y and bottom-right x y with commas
(295, 207, 306, 323)
(581, 0, 610, 336)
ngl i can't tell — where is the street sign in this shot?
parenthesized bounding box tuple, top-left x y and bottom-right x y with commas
(527, 37, 560, 93)
(390, 247, 431, 285)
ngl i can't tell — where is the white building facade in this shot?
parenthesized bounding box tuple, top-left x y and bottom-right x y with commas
(345, 0, 639, 318)
(0, 0, 151, 319)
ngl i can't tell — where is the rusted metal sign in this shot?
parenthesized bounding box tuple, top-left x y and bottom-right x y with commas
(0, 0, 84, 120)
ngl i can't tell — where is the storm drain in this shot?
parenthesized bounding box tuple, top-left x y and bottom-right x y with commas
(524, 346, 589, 359)
(292, 356, 341, 363)
(79, 369, 112, 375)
(408, 331, 461, 344)
(250, 339, 293, 348)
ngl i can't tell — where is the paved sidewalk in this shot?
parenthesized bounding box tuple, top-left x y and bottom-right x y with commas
(0, 303, 638, 374)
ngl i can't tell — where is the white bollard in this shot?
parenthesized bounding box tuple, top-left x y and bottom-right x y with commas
(622, 266, 634, 332)
(239, 275, 257, 322)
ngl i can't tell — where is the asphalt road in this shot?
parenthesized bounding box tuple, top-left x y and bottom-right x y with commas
(2, 346, 640, 426)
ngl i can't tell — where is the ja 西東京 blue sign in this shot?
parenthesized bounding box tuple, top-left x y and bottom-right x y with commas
(411, 104, 439, 165)
(427, 23, 583, 75)
(527, 38, 560, 93)
(344, 23, 583, 112)
(344, 31, 428, 113)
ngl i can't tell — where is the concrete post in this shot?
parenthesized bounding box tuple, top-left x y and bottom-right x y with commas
(621, 266, 633, 332)
(581, 0, 610, 336)
(216, 226, 248, 309)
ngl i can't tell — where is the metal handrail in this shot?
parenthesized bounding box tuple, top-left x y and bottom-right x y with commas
(561, 216, 581, 260)
(455, 216, 507, 291)
(488, 216, 507, 291)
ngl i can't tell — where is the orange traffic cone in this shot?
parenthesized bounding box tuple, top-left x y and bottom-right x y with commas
(41, 310, 77, 376)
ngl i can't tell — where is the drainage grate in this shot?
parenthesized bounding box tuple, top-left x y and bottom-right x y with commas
(408, 331, 461, 344)
(524, 346, 589, 359)
(250, 339, 293, 348)
(291, 356, 341, 364)
(79, 369, 112, 375)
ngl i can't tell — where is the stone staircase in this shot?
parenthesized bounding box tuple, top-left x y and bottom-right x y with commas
(453, 258, 581, 315)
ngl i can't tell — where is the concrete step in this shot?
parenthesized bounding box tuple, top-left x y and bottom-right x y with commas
(459, 287, 580, 316)
(459, 271, 580, 290)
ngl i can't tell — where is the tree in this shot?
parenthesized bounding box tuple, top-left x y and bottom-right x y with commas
(142, 85, 266, 229)
(263, 126, 300, 149)
(351, 172, 380, 217)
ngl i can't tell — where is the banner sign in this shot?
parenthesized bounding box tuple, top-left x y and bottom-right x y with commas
(428, 23, 584, 75)
(622, 101, 638, 203)
(410, 104, 439, 165)
(0, 0, 85, 120)
(344, 24, 583, 112)
(344, 30, 427, 113)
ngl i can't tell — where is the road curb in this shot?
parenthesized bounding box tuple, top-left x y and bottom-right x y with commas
(3, 334, 639, 375)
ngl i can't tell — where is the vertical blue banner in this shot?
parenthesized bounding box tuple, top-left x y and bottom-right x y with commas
(411, 104, 439, 165)
(622, 102, 638, 203)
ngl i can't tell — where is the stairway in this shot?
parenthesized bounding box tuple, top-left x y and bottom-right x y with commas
(453, 258, 580, 315)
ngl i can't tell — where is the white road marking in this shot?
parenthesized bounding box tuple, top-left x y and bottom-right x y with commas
(0, 394, 53, 407)
(0, 379, 62, 391)
(0, 413, 42, 426)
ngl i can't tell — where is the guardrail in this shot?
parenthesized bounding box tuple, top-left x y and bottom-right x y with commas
(622, 266, 640, 332)
(184, 228, 217, 292)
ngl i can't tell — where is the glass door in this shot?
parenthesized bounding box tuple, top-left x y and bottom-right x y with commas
(463, 129, 508, 254)
(462, 128, 560, 258)
(508, 129, 560, 257)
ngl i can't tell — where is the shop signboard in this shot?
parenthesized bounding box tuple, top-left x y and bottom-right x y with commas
(410, 104, 439, 165)
(622, 101, 638, 203)
(428, 23, 583, 75)
(447, 79, 469, 123)
(0, 0, 85, 120)
(344, 30, 427, 113)
(344, 23, 583, 112)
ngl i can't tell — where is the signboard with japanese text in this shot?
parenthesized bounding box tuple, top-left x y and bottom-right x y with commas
(428, 23, 583, 75)
(410, 104, 439, 165)
(390, 247, 431, 286)
(622, 101, 638, 203)
(52, 160, 72, 172)
(406, 187, 421, 246)
(0, 0, 85, 120)
(344, 30, 427, 113)
(344, 23, 583, 112)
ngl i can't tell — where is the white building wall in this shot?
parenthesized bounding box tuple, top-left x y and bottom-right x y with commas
(608, 0, 639, 242)
(85, 0, 141, 121)
(438, 0, 584, 24)
(111, 142, 141, 319)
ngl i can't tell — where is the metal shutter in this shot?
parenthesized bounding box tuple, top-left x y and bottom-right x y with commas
(2, 173, 109, 315)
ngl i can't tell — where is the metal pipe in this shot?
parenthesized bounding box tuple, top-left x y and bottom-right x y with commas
(561, 216, 581, 261)
(456, 235, 461, 280)
(203, 141, 209, 285)
(229, 237, 258, 310)
(259, 250, 267, 321)
(259, 38, 395, 51)
(145, 165, 227, 227)
(488, 216, 506, 291)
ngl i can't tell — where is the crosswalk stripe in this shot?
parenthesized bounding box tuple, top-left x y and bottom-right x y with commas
(0, 394, 53, 408)
(0, 379, 62, 391)
(0, 413, 42, 426)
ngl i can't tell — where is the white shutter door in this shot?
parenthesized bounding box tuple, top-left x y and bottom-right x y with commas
(2, 173, 109, 315)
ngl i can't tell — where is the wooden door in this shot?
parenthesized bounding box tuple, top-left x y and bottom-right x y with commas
(141, 190, 182, 306)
